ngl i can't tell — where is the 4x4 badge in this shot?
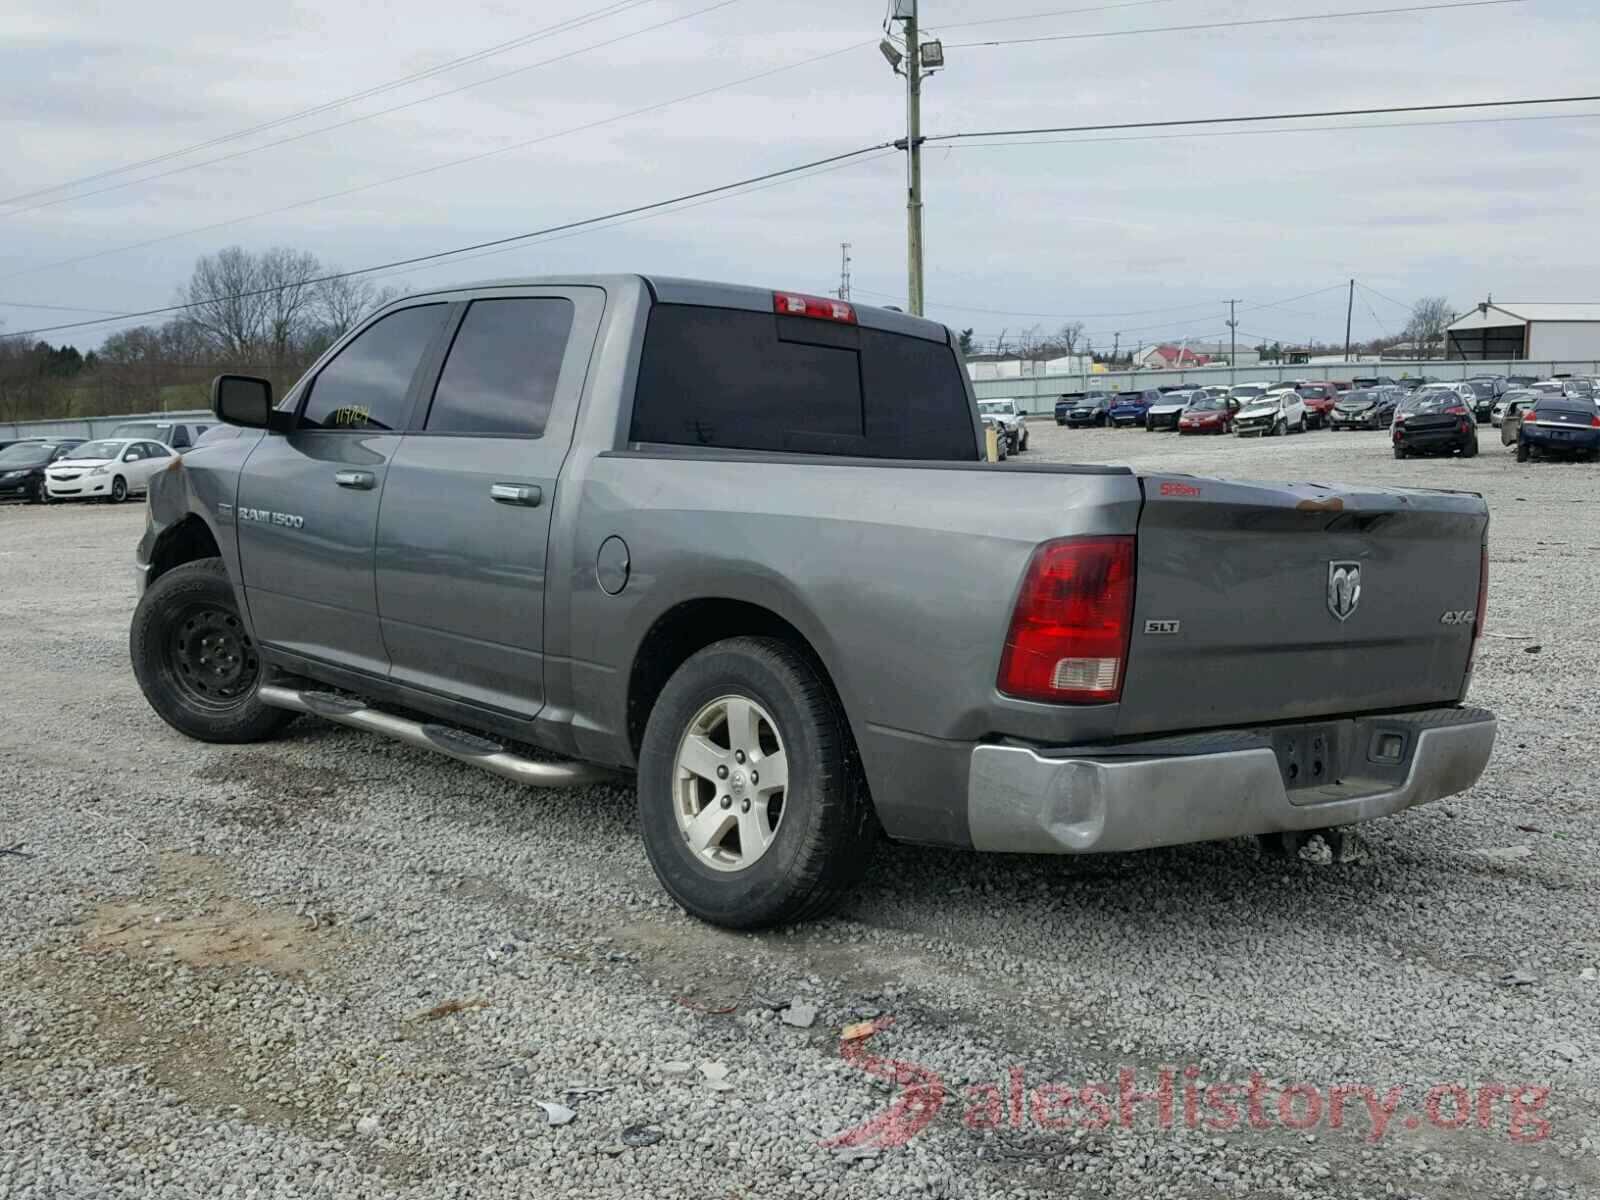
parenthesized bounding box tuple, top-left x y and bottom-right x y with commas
(1327, 561, 1361, 622)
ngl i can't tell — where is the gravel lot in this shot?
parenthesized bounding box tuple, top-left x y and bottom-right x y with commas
(2, 423, 1596, 1200)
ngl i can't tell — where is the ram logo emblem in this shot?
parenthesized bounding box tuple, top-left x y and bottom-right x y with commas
(1327, 561, 1361, 622)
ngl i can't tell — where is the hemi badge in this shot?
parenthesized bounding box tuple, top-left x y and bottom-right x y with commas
(1144, 619, 1181, 635)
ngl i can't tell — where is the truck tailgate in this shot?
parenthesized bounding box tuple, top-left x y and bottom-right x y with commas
(1117, 475, 1486, 737)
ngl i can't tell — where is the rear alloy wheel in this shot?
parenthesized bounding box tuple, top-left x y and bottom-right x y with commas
(1296, 415, 1306, 434)
(130, 558, 296, 743)
(638, 636, 874, 929)
(110, 476, 128, 503)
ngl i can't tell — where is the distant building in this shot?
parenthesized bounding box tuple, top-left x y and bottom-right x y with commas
(1446, 301, 1600, 360)
(1135, 344, 1212, 369)
(966, 354, 1094, 381)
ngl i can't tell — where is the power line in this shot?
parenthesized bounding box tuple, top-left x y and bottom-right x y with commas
(5, 0, 740, 217)
(361, 150, 900, 288)
(849, 288, 1227, 320)
(943, 0, 1521, 47)
(0, 38, 876, 283)
(1359, 281, 1415, 311)
(0, 0, 660, 209)
(934, 108, 1600, 149)
(0, 300, 133, 315)
(924, 93, 1600, 143)
(0, 144, 896, 339)
(925, 0, 1181, 32)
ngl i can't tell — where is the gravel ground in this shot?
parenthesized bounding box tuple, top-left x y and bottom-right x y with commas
(1, 423, 1596, 1200)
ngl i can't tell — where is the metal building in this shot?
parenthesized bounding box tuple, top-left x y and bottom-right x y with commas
(1446, 302, 1600, 360)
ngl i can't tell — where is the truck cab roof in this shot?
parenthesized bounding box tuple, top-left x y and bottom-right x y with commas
(395, 274, 953, 345)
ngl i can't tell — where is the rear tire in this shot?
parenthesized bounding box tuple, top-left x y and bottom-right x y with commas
(1393, 446, 1406, 459)
(1462, 436, 1479, 458)
(130, 558, 295, 744)
(1516, 441, 1530, 463)
(637, 636, 874, 929)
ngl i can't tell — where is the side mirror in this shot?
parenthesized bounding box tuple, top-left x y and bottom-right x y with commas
(212, 374, 274, 430)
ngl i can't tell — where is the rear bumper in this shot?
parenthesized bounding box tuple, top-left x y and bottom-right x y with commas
(1523, 426, 1600, 454)
(967, 707, 1496, 853)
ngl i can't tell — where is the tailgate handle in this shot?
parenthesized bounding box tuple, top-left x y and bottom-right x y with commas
(334, 470, 375, 490)
(490, 482, 542, 508)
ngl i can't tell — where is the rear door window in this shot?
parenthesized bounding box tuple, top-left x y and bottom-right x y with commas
(424, 298, 574, 437)
(629, 305, 977, 459)
(301, 304, 449, 431)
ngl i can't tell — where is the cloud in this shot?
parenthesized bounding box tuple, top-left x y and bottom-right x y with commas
(1, 0, 1594, 348)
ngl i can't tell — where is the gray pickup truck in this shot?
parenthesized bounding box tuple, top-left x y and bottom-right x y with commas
(130, 275, 1496, 928)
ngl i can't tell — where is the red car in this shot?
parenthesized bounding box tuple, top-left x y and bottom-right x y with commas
(1297, 383, 1340, 429)
(1177, 396, 1233, 434)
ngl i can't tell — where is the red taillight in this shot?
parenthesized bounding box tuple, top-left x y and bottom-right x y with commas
(997, 536, 1136, 704)
(1523, 410, 1538, 424)
(772, 291, 857, 324)
(1445, 405, 1468, 416)
(1591, 415, 1600, 428)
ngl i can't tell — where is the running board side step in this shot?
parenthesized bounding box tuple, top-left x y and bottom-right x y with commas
(257, 685, 620, 788)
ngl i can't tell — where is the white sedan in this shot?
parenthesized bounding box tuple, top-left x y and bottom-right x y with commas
(45, 438, 177, 503)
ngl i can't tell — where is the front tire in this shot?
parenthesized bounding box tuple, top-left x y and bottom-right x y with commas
(130, 558, 295, 743)
(637, 636, 874, 929)
(110, 476, 128, 504)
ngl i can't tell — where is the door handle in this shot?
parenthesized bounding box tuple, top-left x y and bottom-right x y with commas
(490, 482, 543, 507)
(334, 470, 376, 490)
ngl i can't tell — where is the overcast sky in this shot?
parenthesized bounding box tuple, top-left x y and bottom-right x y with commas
(2, 0, 1596, 351)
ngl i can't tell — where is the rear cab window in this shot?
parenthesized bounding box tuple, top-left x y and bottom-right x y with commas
(628, 304, 978, 460)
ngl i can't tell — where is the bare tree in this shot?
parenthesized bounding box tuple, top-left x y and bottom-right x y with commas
(259, 246, 323, 363)
(1056, 321, 1084, 355)
(314, 273, 400, 340)
(1405, 296, 1454, 358)
(182, 246, 271, 359)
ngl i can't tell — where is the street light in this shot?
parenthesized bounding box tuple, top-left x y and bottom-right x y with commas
(920, 39, 944, 69)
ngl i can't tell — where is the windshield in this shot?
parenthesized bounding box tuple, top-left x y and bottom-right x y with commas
(1535, 399, 1593, 416)
(64, 440, 125, 460)
(1188, 397, 1223, 411)
(110, 422, 172, 440)
(0, 443, 55, 467)
(1401, 393, 1458, 415)
(977, 401, 1015, 415)
(1342, 390, 1377, 404)
(1231, 385, 1266, 399)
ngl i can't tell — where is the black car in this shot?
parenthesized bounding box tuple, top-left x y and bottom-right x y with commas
(1351, 375, 1398, 389)
(1392, 392, 1478, 458)
(1328, 388, 1398, 430)
(0, 439, 84, 503)
(1462, 379, 1499, 420)
(1513, 396, 1600, 462)
(1062, 393, 1114, 427)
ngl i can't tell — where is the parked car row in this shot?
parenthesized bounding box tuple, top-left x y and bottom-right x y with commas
(0, 435, 185, 504)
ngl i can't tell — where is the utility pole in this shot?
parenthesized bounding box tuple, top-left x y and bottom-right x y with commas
(1225, 298, 1241, 386)
(1112, 332, 1121, 365)
(883, 2, 941, 316)
(835, 242, 853, 301)
(1343, 278, 1354, 361)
